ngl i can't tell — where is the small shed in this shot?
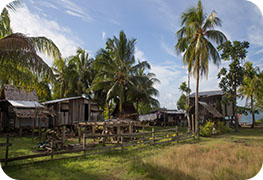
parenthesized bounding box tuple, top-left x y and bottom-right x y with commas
(42, 96, 103, 127)
(0, 85, 48, 132)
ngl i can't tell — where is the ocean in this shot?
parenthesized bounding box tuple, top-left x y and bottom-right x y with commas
(239, 112, 263, 125)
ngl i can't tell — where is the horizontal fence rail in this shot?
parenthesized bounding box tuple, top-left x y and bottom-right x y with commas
(0, 126, 194, 167)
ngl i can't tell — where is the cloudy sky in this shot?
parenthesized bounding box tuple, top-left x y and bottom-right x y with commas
(6, 0, 263, 108)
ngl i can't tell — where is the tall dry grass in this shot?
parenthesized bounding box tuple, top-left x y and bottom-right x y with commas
(129, 142, 263, 180)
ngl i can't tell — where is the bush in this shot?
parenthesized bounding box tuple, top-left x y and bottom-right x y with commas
(200, 120, 233, 137)
(256, 119, 263, 124)
(200, 121, 214, 137)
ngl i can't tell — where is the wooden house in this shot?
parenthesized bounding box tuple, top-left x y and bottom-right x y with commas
(0, 85, 48, 133)
(189, 90, 233, 124)
(42, 96, 103, 127)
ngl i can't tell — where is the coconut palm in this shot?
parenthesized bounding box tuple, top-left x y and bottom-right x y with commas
(93, 31, 156, 114)
(67, 48, 94, 97)
(239, 62, 260, 128)
(0, 5, 61, 85)
(128, 65, 160, 113)
(175, 0, 226, 137)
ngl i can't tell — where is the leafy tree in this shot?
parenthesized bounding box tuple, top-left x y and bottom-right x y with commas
(175, 0, 226, 137)
(255, 71, 263, 110)
(177, 94, 187, 111)
(239, 62, 261, 128)
(217, 41, 249, 131)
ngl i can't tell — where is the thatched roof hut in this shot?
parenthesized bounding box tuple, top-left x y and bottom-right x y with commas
(0, 85, 48, 132)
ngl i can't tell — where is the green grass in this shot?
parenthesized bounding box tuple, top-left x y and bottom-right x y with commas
(1, 127, 263, 180)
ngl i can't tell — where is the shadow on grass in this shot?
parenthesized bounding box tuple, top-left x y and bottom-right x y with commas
(3, 157, 120, 180)
(127, 157, 195, 180)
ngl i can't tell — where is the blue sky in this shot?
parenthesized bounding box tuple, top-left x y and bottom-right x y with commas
(7, 0, 263, 108)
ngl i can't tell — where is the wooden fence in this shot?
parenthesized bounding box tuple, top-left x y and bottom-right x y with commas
(0, 126, 194, 167)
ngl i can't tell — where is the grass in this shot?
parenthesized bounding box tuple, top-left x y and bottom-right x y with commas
(1, 127, 263, 180)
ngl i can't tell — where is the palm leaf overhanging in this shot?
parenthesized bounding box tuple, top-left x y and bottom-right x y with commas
(0, 4, 62, 85)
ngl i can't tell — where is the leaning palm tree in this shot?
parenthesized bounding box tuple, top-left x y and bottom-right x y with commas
(0, 5, 61, 85)
(175, 0, 226, 137)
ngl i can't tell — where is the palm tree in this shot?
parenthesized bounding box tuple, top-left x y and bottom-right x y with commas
(175, 0, 226, 137)
(52, 58, 70, 98)
(239, 62, 260, 128)
(128, 65, 160, 113)
(178, 81, 191, 132)
(93, 31, 155, 114)
(67, 48, 94, 97)
(0, 5, 61, 85)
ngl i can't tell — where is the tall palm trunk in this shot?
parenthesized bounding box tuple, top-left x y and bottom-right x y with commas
(251, 94, 255, 128)
(233, 82, 238, 132)
(119, 85, 124, 113)
(195, 62, 199, 138)
(187, 72, 191, 133)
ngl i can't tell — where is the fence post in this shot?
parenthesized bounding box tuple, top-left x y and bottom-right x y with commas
(191, 114, 194, 134)
(117, 126, 120, 143)
(51, 138, 54, 160)
(78, 125, 81, 144)
(142, 125, 145, 139)
(176, 125, 179, 143)
(38, 118, 41, 138)
(102, 123, 106, 146)
(120, 129, 124, 151)
(62, 125, 66, 146)
(152, 127, 155, 145)
(83, 133, 86, 157)
(5, 135, 9, 166)
(92, 125, 96, 142)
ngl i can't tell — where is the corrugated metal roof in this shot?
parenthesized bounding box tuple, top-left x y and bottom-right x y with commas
(190, 90, 224, 97)
(8, 100, 44, 108)
(42, 96, 89, 105)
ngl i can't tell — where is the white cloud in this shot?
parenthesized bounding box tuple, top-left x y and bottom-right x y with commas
(248, 25, 263, 46)
(56, 0, 94, 23)
(102, 32, 106, 40)
(151, 63, 185, 109)
(161, 40, 177, 57)
(36, 1, 58, 10)
(66, 10, 84, 18)
(134, 47, 148, 62)
(109, 19, 121, 26)
(9, 5, 82, 65)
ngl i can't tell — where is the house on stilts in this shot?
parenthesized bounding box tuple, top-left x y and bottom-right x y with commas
(0, 85, 49, 135)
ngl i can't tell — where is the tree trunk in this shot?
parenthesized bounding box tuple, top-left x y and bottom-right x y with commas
(187, 73, 191, 133)
(251, 94, 255, 128)
(119, 85, 124, 113)
(195, 64, 199, 138)
(233, 83, 238, 132)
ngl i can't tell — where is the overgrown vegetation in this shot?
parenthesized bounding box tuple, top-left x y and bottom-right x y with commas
(200, 121, 233, 137)
(1, 128, 263, 180)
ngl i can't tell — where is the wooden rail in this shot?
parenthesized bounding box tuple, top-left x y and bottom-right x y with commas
(0, 126, 194, 166)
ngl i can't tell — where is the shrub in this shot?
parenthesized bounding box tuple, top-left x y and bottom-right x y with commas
(200, 121, 214, 137)
(256, 119, 263, 124)
(200, 120, 233, 137)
